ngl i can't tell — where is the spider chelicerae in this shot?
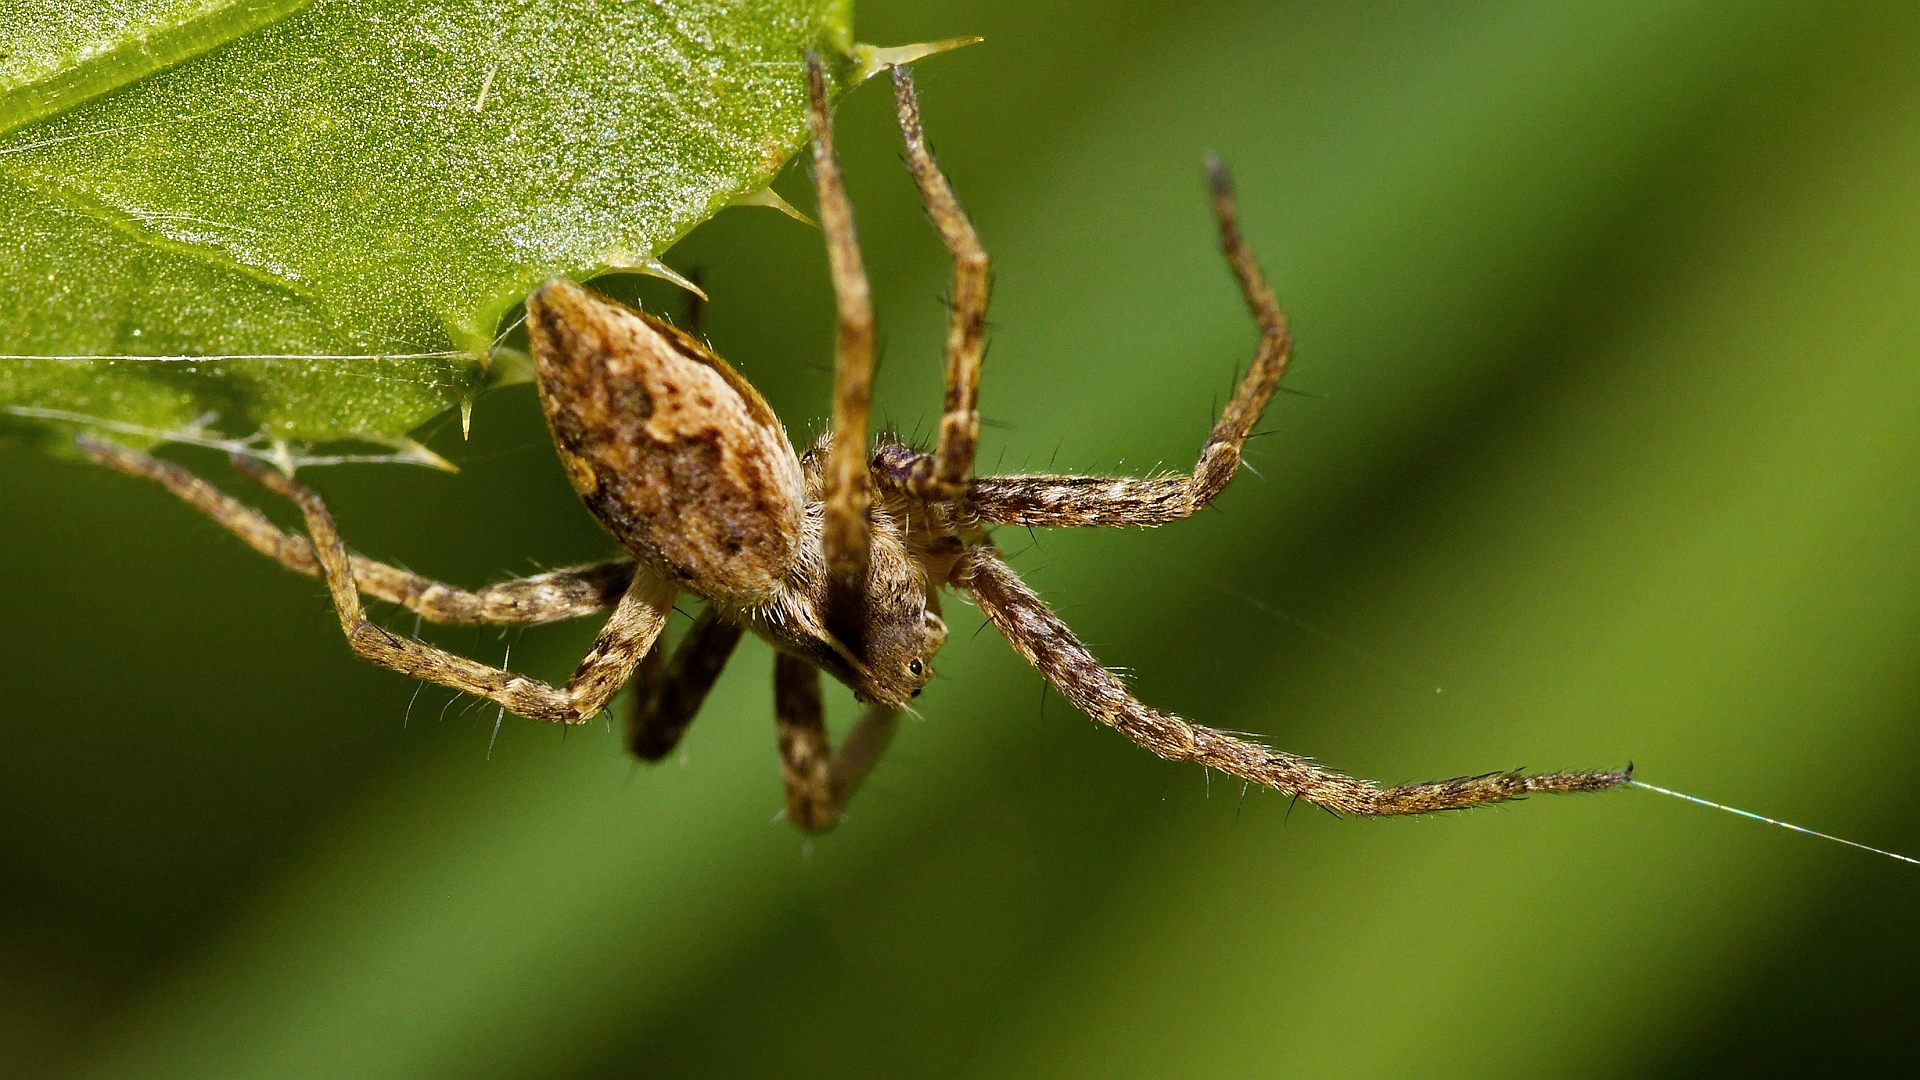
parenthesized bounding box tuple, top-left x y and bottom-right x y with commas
(81, 55, 1628, 832)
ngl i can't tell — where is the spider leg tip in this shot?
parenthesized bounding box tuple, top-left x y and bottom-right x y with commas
(1204, 154, 1233, 193)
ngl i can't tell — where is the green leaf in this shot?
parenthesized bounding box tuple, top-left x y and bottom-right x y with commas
(0, 0, 864, 455)
(0, 0, 312, 134)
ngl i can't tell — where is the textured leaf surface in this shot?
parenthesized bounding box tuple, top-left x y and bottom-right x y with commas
(0, 0, 851, 451)
(0, 0, 309, 132)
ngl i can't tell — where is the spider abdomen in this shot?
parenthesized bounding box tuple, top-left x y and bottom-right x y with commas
(527, 279, 806, 604)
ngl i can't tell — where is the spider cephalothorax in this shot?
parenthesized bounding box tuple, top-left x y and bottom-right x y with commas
(82, 54, 1627, 833)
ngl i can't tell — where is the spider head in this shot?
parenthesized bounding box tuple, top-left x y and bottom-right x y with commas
(857, 543, 950, 705)
(739, 489, 948, 709)
(817, 524, 948, 708)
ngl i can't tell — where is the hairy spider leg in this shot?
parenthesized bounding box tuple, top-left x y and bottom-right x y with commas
(958, 546, 1628, 814)
(958, 158, 1296, 529)
(937, 164, 1625, 812)
(77, 436, 636, 625)
(79, 434, 736, 764)
(774, 653, 903, 832)
(891, 66, 990, 497)
(805, 51, 876, 658)
(230, 454, 675, 724)
(626, 606, 745, 760)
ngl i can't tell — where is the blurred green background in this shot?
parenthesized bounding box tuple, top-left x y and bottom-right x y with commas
(3, 0, 1918, 1075)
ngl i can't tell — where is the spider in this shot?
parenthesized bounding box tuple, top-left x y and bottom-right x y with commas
(79, 56, 1628, 832)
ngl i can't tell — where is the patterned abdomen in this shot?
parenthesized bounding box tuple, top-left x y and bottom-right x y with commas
(527, 279, 804, 604)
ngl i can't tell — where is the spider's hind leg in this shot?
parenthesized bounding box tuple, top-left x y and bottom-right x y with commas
(627, 605, 744, 761)
(774, 653, 901, 832)
(78, 436, 637, 625)
(229, 454, 675, 725)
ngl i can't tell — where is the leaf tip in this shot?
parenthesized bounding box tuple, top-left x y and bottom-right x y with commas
(729, 186, 817, 228)
(601, 251, 709, 300)
(397, 437, 459, 473)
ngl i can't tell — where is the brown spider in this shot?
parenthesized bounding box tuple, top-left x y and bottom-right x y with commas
(80, 57, 1628, 832)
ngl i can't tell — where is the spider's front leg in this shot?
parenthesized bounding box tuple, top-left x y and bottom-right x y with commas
(957, 545, 1629, 814)
(805, 51, 876, 656)
(961, 159, 1294, 529)
(891, 65, 990, 498)
(774, 653, 901, 832)
(231, 455, 675, 724)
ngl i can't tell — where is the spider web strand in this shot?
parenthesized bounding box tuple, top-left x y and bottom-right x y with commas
(1631, 780, 1918, 866)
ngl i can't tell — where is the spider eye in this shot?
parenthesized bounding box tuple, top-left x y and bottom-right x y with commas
(908, 659, 925, 677)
